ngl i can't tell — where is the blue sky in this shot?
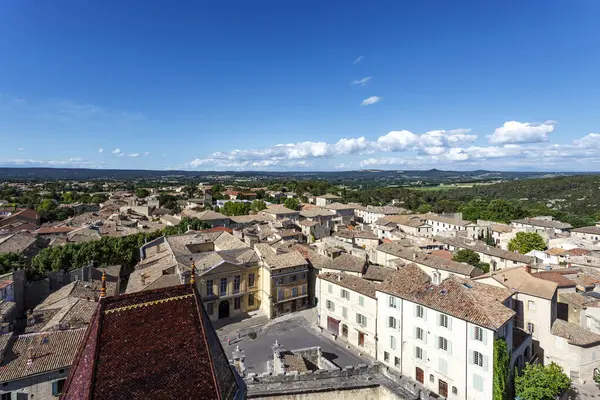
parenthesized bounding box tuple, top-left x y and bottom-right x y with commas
(1, 1, 600, 171)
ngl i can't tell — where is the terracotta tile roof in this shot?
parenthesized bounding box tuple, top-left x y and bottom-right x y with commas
(435, 236, 535, 264)
(264, 204, 298, 215)
(300, 208, 334, 218)
(62, 284, 240, 400)
(512, 218, 572, 230)
(559, 292, 600, 308)
(327, 253, 366, 273)
(546, 247, 567, 255)
(317, 194, 342, 199)
(362, 265, 394, 282)
(565, 248, 591, 256)
(423, 213, 475, 226)
(36, 226, 75, 234)
(319, 272, 377, 298)
(0, 231, 38, 254)
(476, 266, 558, 300)
(551, 319, 600, 347)
(0, 328, 85, 383)
(571, 226, 600, 235)
(293, 244, 332, 270)
(199, 226, 234, 234)
(533, 272, 577, 288)
(490, 224, 513, 233)
(430, 250, 454, 260)
(255, 243, 307, 270)
(378, 264, 515, 330)
(377, 243, 480, 277)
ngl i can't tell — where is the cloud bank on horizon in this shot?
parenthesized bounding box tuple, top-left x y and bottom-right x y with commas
(188, 121, 600, 171)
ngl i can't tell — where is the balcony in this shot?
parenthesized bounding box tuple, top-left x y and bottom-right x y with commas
(511, 328, 533, 373)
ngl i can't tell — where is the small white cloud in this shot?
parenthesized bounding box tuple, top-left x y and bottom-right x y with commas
(361, 96, 382, 106)
(112, 148, 122, 155)
(351, 76, 371, 86)
(98, 148, 104, 153)
(128, 153, 140, 157)
(144, 151, 150, 156)
(489, 120, 556, 144)
(353, 56, 364, 64)
(118, 153, 124, 157)
(17, 148, 25, 151)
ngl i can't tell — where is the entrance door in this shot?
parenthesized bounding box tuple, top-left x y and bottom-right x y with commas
(327, 317, 340, 334)
(341, 324, 348, 338)
(358, 332, 365, 347)
(416, 367, 424, 384)
(439, 379, 448, 398)
(218, 300, 230, 319)
(291, 300, 297, 312)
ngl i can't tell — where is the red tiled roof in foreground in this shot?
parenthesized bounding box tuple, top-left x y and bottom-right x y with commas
(199, 226, 234, 234)
(62, 284, 242, 400)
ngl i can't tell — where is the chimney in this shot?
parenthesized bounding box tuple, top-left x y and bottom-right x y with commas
(141, 273, 147, 286)
(337, 275, 342, 282)
(26, 347, 35, 367)
(525, 265, 531, 274)
(412, 253, 417, 261)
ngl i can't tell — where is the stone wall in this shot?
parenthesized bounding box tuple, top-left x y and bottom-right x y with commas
(245, 362, 438, 400)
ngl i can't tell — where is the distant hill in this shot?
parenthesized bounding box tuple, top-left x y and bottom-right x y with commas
(0, 167, 590, 182)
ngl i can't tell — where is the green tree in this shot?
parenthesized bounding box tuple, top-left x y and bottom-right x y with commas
(37, 199, 57, 213)
(493, 338, 510, 400)
(135, 188, 150, 198)
(284, 198, 299, 210)
(508, 232, 547, 254)
(0, 253, 24, 274)
(250, 200, 267, 213)
(453, 249, 480, 266)
(62, 191, 76, 204)
(515, 363, 571, 400)
(416, 204, 433, 214)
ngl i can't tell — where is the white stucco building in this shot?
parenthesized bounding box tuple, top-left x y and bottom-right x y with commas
(317, 272, 378, 358)
(376, 264, 525, 400)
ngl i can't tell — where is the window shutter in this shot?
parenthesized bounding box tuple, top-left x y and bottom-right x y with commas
(447, 340, 453, 355)
(52, 381, 59, 396)
(423, 308, 427, 321)
(413, 345, 417, 358)
(423, 331, 427, 344)
(413, 304, 417, 317)
(448, 316, 453, 331)
(423, 349, 427, 361)
(469, 350, 474, 365)
(470, 326, 474, 340)
(483, 355, 489, 372)
(434, 335, 438, 349)
(413, 326, 418, 339)
(483, 330, 488, 345)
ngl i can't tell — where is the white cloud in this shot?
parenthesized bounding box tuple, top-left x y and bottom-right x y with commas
(351, 76, 371, 86)
(112, 148, 122, 155)
(489, 120, 556, 144)
(573, 133, 600, 148)
(188, 127, 476, 170)
(98, 148, 104, 153)
(361, 96, 382, 106)
(0, 157, 100, 168)
(376, 130, 418, 151)
(144, 151, 150, 156)
(128, 153, 140, 157)
(17, 147, 24, 151)
(353, 56, 364, 64)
